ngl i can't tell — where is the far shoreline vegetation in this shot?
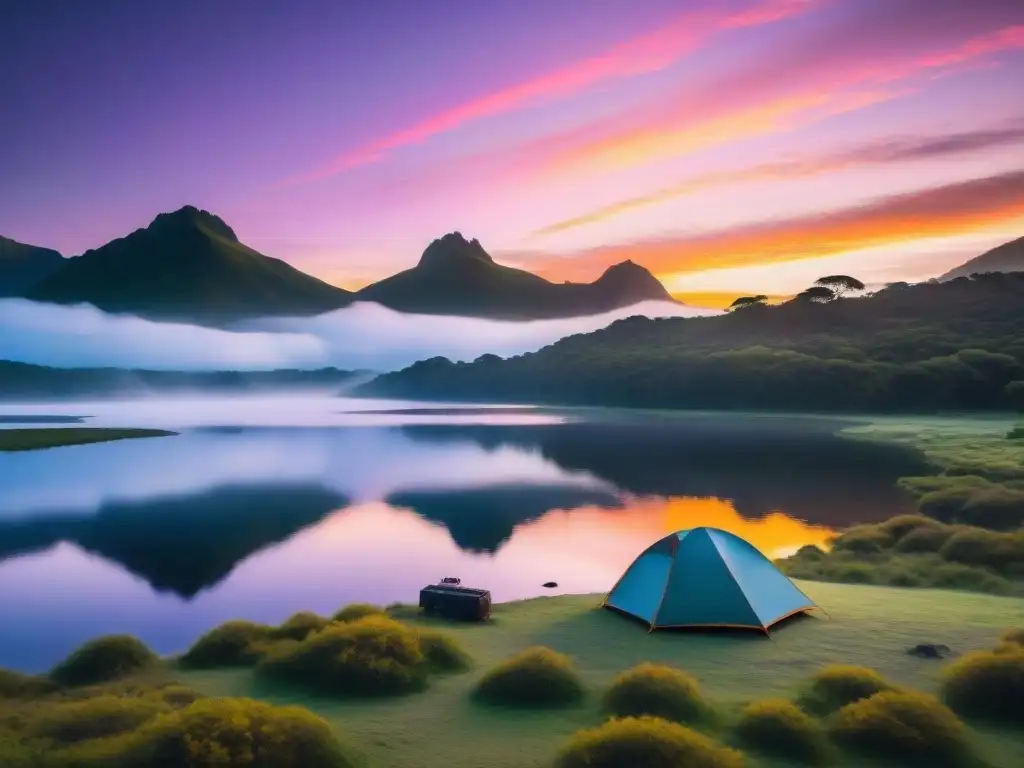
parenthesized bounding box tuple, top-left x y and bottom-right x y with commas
(0, 428, 177, 452)
(358, 271, 1024, 416)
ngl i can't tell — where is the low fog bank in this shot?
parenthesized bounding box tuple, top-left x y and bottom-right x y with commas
(0, 298, 716, 372)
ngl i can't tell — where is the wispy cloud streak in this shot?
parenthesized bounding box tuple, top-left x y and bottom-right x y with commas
(549, 22, 1024, 174)
(534, 120, 1024, 236)
(282, 0, 818, 184)
(526, 169, 1024, 280)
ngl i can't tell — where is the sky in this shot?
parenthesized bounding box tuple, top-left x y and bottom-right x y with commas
(1, 0, 1022, 307)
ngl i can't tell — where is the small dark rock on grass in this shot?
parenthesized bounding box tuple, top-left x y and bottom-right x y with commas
(907, 643, 953, 659)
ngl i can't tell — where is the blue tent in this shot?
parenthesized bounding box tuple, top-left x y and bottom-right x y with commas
(602, 527, 817, 633)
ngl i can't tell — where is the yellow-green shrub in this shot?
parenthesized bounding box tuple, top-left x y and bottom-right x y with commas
(152, 685, 201, 708)
(272, 612, 332, 641)
(554, 716, 744, 768)
(601, 663, 712, 725)
(734, 699, 828, 765)
(473, 646, 584, 708)
(27, 695, 169, 744)
(798, 665, 896, 715)
(331, 602, 385, 623)
(1001, 627, 1024, 646)
(178, 620, 274, 668)
(830, 691, 971, 767)
(49, 635, 157, 687)
(417, 629, 471, 672)
(257, 616, 428, 696)
(941, 647, 1024, 725)
(79, 697, 356, 767)
(0, 668, 56, 699)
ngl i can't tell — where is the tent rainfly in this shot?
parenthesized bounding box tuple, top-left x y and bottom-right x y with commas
(602, 527, 818, 633)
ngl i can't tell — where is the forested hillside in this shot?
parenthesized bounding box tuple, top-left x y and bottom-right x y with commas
(359, 273, 1024, 413)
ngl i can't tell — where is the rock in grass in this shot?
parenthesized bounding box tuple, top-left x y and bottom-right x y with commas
(907, 643, 953, 659)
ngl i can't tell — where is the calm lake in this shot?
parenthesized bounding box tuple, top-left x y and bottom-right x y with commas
(0, 396, 927, 672)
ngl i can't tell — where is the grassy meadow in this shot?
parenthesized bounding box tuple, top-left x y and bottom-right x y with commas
(3, 584, 1023, 767)
(174, 584, 1024, 768)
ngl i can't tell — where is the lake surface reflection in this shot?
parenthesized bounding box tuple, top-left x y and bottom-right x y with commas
(0, 398, 927, 671)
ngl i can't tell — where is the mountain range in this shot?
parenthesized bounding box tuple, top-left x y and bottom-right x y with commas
(940, 235, 1024, 280)
(2, 206, 675, 324)
(0, 235, 65, 297)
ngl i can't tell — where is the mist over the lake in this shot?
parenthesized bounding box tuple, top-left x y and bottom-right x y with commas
(0, 298, 716, 372)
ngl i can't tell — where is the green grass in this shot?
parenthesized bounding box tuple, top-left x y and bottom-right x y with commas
(173, 584, 1024, 768)
(841, 414, 1024, 480)
(0, 428, 176, 452)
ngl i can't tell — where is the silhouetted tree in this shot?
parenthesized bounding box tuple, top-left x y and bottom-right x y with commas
(815, 275, 865, 298)
(728, 295, 768, 310)
(795, 285, 836, 304)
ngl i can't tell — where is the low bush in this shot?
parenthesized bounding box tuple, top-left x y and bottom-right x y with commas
(332, 603, 385, 623)
(417, 629, 471, 672)
(824, 561, 876, 584)
(1008, 426, 1024, 440)
(878, 514, 944, 540)
(1001, 627, 1024, 646)
(734, 699, 827, 765)
(0, 733, 55, 768)
(178, 620, 274, 668)
(602, 663, 712, 725)
(473, 646, 584, 708)
(384, 602, 423, 620)
(554, 716, 744, 768)
(829, 525, 890, 555)
(927, 561, 1012, 593)
(829, 691, 973, 767)
(895, 525, 958, 553)
(49, 635, 157, 687)
(941, 647, 1024, 725)
(155, 684, 201, 707)
(258, 615, 428, 697)
(940, 528, 1024, 571)
(273, 612, 332, 641)
(27, 695, 169, 744)
(101, 697, 356, 767)
(0, 669, 56, 698)
(798, 665, 896, 715)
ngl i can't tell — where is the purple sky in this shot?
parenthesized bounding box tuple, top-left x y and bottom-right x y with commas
(1, 0, 1022, 304)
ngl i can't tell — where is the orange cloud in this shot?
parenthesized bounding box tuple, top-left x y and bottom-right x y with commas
(525, 169, 1024, 280)
(535, 120, 1024, 236)
(548, 23, 1024, 175)
(283, 0, 818, 184)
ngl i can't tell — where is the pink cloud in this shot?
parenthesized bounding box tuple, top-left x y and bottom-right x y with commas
(282, 0, 819, 184)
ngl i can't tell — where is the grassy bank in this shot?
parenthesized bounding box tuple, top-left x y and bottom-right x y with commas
(174, 584, 1024, 768)
(4, 586, 1024, 766)
(0, 428, 177, 452)
(773, 415, 1024, 594)
(840, 415, 1024, 481)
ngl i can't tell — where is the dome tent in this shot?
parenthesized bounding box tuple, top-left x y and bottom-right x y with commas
(602, 527, 818, 633)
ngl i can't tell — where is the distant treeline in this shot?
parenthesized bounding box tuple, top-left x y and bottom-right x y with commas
(0, 362, 362, 400)
(360, 272, 1024, 414)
